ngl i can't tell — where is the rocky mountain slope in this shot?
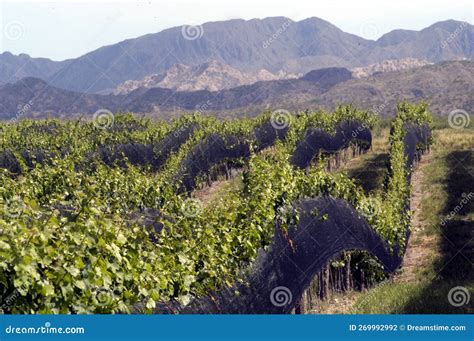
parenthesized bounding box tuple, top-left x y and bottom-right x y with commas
(1, 61, 472, 119)
(311, 60, 474, 117)
(351, 58, 432, 78)
(112, 60, 299, 94)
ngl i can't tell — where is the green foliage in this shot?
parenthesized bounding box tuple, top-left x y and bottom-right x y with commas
(365, 102, 432, 249)
(0, 105, 431, 313)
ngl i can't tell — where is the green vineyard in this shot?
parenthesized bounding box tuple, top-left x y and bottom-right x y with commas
(1, 103, 433, 314)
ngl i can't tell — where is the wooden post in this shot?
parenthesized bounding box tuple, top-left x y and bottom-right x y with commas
(344, 254, 351, 291)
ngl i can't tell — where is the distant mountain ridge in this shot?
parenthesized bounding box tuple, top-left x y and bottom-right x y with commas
(1, 17, 472, 93)
(0, 67, 350, 119)
(1, 61, 472, 119)
(0, 52, 70, 85)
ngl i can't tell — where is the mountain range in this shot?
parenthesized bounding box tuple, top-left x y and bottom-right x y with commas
(0, 16, 472, 119)
(1, 61, 472, 120)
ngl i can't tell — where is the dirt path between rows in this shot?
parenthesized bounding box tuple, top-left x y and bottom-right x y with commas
(310, 150, 435, 314)
(395, 152, 438, 283)
(194, 180, 228, 207)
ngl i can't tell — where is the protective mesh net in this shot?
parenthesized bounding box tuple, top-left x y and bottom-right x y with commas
(0, 124, 198, 174)
(0, 151, 21, 174)
(176, 133, 251, 193)
(291, 120, 372, 169)
(148, 123, 430, 314)
(0, 149, 51, 175)
(253, 121, 289, 152)
(97, 123, 198, 170)
(175, 121, 289, 192)
(149, 196, 401, 314)
(403, 123, 431, 173)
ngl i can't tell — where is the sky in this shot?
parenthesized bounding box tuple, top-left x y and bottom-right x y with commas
(0, 0, 473, 61)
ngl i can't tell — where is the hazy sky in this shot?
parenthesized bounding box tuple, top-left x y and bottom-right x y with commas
(1, 0, 473, 61)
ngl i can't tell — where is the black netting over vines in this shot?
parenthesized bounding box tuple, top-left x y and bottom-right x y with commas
(18, 122, 59, 136)
(0, 124, 198, 175)
(20, 149, 49, 169)
(291, 120, 372, 169)
(0, 149, 54, 175)
(153, 123, 199, 168)
(176, 121, 288, 192)
(148, 123, 431, 314)
(176, 134, 251, 193)
(97, 143, 156, 168)
(0, 151, 21, 174)
(97, 124, 198, 170)
(253, 121, 289, 152)
(403, 123, 431, 173)
(150, 197, 401, 314)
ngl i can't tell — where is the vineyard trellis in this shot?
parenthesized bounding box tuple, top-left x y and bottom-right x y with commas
(148, 110, 431, 313)
(0, 103, 432, 314)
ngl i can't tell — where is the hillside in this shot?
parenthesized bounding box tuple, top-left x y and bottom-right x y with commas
(359, 20, 473, 64)
(112, 60, 299, 94)
(0, 67, 352, 119)
(0, 52, 70, 85)
(1, 61, 472, 119)
(2, 17, 471, 94)
(312, 61, 474, 116)
(351, 58, 432, 78)
(0, 78, 117, 120)
(48, 18, 473, 93)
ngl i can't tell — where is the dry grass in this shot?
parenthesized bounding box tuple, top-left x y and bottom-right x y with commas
(194, 173, 243, 208)
(313, 126, 473, 314)
(352, 126, 473, 314)
(336, 129, 390, 194)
